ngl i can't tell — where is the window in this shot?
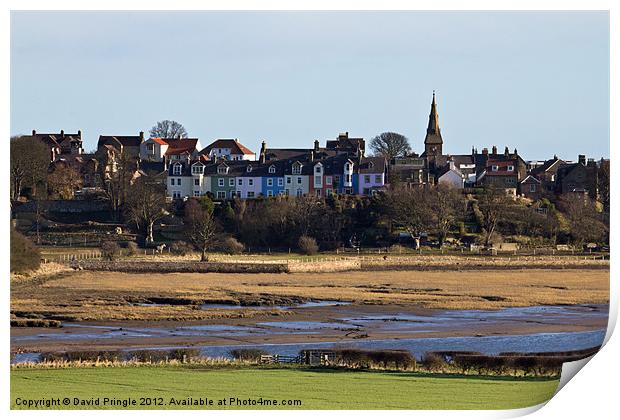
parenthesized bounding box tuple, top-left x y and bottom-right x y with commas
(507, 165, 514, 172)
(277, 178, 284, 187)
(296, 189, 303, 197)
(315, 165, 322, 174)
(269, 166, 276, 174)
(345, 188, 353, 194)
(315, 189, 322, 197)
(218, 178, 225, 187)
(173, 164, 182, 175)
(172, 191, 181, 199)
(345, 163, 350, 171)
(325, 176, 332, 185)
(147, 143, 155, 154)
(229, 178, 235, 187)
(192, 165, 203, 175)
(216, 191, 226, 199)
(247, 165, 252, 173)
(492, 165, 499, 172)
(326, 188, 333, 197)
(334, 175, 341, 184)
(267, 190, 273, 197)
(193, 191, 200, 197)
(177, 178, 182, 185)
(364, 175, 371, 183)
(248, 179, 254, 186)
(530, 184, 537, 192)
(292, 164, 302, 175)
(286, 176, 292, 184)
(267, 178, 273, 187)
(238, 179, 243, 186)
(194, 178, 200, 186)
(217, 166, 228, 174)
(229, 191, 235, 199)
(247, 191, 255, 198)
(345, 174, 352, 183)
(297, 177, 302, 184)
(170, 178, 175, 186)
(374, 175, 382, 183)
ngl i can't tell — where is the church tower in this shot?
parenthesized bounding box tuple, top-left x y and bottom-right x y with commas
(424, 91, 443, 157)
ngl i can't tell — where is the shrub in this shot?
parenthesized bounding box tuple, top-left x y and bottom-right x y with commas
(220, 237, 245, 255)
(125, 241, 139, 256)
(40, 350, 124, 362)
(170, 241, 192, 256)
(10, 228, 41, 273)
(230, 348, 269, 361)
(298, 235, 319, 255)
(335, 349, 370, 368)
(128, 350, 169, 363)
(422, 352, 447, 372)
(100, 241, 120, 261)
(167, 348, 201, 362)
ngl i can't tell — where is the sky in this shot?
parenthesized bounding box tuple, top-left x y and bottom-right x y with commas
(10, 11, 609, 160)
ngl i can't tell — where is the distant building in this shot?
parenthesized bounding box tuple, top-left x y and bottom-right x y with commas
(28, 129, 84, 161)
(201, 138, 255, 161)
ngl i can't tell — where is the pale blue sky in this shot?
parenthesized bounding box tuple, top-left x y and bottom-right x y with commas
(11, 11, 609, 160)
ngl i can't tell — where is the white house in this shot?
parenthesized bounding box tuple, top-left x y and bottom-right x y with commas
(201, 139, 256, 161)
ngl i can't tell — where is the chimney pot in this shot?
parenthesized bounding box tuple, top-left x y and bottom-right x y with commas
(492, 145, 497, 154)
(32, 129, 36, 136)
(78, 130, 82, 137)
(139, 131, 144, 140)
(60, 130, 65, 137)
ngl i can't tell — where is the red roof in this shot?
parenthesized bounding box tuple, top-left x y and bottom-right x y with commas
(162, 138, 199, 155)
(202, 139, 254, 156)
(149, 137, 168, 145)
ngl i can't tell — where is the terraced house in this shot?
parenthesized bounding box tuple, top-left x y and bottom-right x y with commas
(164, 134, 387, 200)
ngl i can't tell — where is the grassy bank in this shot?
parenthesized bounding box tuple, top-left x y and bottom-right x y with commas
(10, 365, 559, 410)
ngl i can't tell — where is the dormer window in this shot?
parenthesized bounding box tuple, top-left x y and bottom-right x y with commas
(345, 163, 351, 171)
(269, 165, 276, 174)
(217, 165, 229, 174)
(173, 163, 182, 175)
(246, 165, 252, 173)
(507, 165, 514, 172)
(191, 164, 204, 175)
(368, 162, 374, 169)
(315, 165, 322, 174)
(292, 163, 302, 175)
(491, 165, 499, 172)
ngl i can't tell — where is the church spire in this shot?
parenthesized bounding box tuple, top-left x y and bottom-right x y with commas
(424, 90, 443, 156)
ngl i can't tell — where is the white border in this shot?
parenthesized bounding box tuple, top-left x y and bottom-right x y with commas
(3, 1, 616, 420)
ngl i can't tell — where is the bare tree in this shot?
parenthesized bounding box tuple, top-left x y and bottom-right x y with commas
(97, 149, 136, 217)
(383, 187, 428, 249)
(425, 185, 465, 247)
(557, 194, 608, 248)
(125, 179, 168, 244)
(369, 132, 411, 160)
(48, 164, 83, 200)
(149, 120, 188, 139)
(185, 197, 218, 261)
(475, 186, 512, 246)
(10, 136, 50, 201)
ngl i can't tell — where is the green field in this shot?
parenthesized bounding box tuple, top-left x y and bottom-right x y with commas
(11, 366, 559, 410)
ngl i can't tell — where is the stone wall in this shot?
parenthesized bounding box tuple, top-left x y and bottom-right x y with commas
(74, 260, 289, 273)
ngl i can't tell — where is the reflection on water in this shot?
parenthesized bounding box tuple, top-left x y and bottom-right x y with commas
(200, 300, 352, 311)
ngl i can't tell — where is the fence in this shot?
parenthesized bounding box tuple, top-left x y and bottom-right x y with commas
(259, 354, 301, 364)
(43, 250, 103, 264)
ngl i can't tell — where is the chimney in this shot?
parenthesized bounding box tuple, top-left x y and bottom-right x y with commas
(504, 146, 509, 156)
(60, 130, 65, 137)
(314, 139, 320, 152)
(482, 148, 489, 155)
(513, 148, 518, 156)
(32, 130, 36, 136)
(139, 131, 144, 141)
(259, 140, 266, 164)
(578, 154, 586, 165)
(492, 145, 497, 154)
